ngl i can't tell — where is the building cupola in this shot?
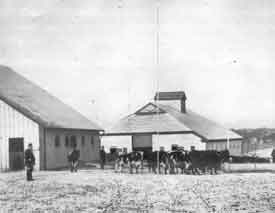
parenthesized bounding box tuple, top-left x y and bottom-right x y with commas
(154, 91, 187, 113)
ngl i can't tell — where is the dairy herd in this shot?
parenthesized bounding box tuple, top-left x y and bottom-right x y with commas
(113, 149, 230, 175)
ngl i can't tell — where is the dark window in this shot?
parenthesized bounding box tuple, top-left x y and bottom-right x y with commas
(91, 136, 94, 146)
(70, 135, 77, 148)
(65, 136, 69, 147)
(81, 136, 85, 146)
(55, 135, 60, 147)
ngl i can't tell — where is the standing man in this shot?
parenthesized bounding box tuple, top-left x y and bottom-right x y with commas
(100, 146, 106, 169)
(25, 143, 35, 181)
(272, 148, 275, 163)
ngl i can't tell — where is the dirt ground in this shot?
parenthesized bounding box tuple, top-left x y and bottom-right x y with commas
(0, 170, 275, 212)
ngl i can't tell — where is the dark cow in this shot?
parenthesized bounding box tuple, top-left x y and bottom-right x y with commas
(67, 148, 80, 172)
(188, 150, 230, 175)
(169, 150, 190, 174)
(146, 150, 171, 174)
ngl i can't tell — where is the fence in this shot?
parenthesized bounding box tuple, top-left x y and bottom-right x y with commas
(222, 162, 275, 173)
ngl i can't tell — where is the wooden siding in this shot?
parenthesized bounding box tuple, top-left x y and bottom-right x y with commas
(206, 140, 242, 155)
(0, 99, 39, 171)
(44, 129, 100, 170)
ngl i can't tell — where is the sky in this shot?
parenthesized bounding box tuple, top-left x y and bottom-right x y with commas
(0, 0, 275, 129)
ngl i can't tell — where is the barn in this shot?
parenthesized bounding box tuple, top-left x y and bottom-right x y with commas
(0, 65, 103, 171)
(103, 91, 242, 155)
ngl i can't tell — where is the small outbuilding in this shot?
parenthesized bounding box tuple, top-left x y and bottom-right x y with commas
(0, 65, 103, 171)
(104, 91, 242, 155)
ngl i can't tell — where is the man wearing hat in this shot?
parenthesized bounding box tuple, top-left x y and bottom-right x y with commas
(272, 148, 275, 163)
(100, 146, 106, 169)
(24, 143, 35, 181)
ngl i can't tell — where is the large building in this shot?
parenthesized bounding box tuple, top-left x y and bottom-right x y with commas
(0, 65, 103, 171)
(104, 91, 242, 155)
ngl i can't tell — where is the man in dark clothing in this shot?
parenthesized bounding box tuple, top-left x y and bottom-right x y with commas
(25, 143, 35, 181)
(272, 149, 275, 163)
(100, 146, 106, 169)
(68, 144, 80, 172)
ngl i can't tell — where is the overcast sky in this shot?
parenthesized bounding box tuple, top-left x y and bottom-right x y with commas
(0, 0, 275, 129)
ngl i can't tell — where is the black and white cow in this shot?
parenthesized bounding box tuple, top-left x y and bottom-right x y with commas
(146, 150, 171, 174)
(169, 150, 190, 174)
(115, 151, 143, 174)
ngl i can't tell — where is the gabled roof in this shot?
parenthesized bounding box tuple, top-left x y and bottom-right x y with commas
(0, 65, 103, 131)
(157, 104, 241, 141)
(105, 102, 242, 141)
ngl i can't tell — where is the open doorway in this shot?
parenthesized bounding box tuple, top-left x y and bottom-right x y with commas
(9, 138, 24, 170)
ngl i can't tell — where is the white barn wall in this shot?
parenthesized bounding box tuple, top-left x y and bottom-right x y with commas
(0, 99, 39, 171)
(152, 134, 205, 151)
(102, 134, 205, 153)
(101, 136, 132, 153)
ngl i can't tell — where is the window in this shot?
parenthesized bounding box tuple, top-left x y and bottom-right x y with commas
(70, 135, 77, 148)
(91, 136, 94, 145)
(135, 103, 165, 115)
(55, 135, 60, 147)
(65, 136, 69, 147)
(81, 136, 85, 146)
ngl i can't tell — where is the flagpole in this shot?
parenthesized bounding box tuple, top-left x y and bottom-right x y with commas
(155, 0, 160, 174)
(227, 135, 230, 150)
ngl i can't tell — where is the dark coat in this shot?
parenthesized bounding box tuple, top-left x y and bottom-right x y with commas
(24, 149, 35, 167)
(100, 150, 106, 163)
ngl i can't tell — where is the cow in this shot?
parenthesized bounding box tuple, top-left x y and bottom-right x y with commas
(114, 151, 143, 174)
(67, 146, 80, 173)
(146, 150, 171, 174)
(188, 150, 230, 175)
(127, 151, 143, 174)
(169, 150, 190, 174)
(114, 152, 128, 173)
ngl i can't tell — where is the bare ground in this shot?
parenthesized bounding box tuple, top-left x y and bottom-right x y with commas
(0, 170, 275, 212)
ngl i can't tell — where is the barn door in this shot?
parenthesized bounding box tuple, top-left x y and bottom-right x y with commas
(9, 138, 24, 170)
(132, 134, 152, 155)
